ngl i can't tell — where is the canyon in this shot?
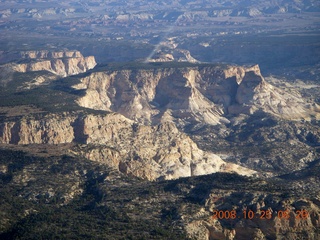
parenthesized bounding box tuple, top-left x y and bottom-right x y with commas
(1, 56, 319, 181)
(0, 50, 319, 239)
(0, 0, 319, 238)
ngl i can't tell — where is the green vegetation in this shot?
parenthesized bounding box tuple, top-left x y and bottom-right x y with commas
(0, 71, 110, 118)
(0, 72, 79, 111)
(0, 148, 189, 239)
(0, 145, 317, 239)
(0, 60, 228, 119)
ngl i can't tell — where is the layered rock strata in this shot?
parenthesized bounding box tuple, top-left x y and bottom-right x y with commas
(8, 50, 96, 77)
(0, 112, 256, 180)
(74, 64, 320, 125)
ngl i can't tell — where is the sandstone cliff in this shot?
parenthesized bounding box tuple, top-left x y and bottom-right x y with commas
(0, 112, 255, 180)
(8, 50, 96, 77)
(226, 65, 320, 120)
(0, 113, 76, 145)
(1, 62, 318, 180)
(73, 66, 234, 126)
(74, 64, 320, 125)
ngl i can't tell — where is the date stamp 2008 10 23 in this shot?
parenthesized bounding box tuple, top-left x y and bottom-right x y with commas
(212, 209, 309, 220)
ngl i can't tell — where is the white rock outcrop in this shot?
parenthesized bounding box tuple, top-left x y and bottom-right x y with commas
(227, 66, 320, 120)
(9, 50, 96, 77)
(74, 64, 320, 125)
(0, 112, 256, 180)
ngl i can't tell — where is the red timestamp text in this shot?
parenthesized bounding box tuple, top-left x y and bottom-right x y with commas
(212, 209, 309, 220)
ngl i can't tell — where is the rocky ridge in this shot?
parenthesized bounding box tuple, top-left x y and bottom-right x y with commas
(0, 56, 319, 239)
(5, 50, 96, 78)
(147, 49, 199, 63)
(0, 112, 255, 180)
(1, 0, 319, 20)
(74, 64, 320, 126)
(0, 61, 318, 181)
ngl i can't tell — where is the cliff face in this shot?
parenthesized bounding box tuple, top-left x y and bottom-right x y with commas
(0, 63, 318, 180)
(0, 114, 76, 145)
(228, 67, 320, 120)
(0, 60, 319, 238)
(9, 50, 96, 77)
(0, 112, 255, 180)
(73, 66, 233, 126)
(74, 64, 320, 125)
(0, 113, 129, 145)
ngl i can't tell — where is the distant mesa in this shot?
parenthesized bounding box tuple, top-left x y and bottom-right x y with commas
(146, 49, 199, 63)
(19, 50, 84, 59)
(1, 50, 96, 77)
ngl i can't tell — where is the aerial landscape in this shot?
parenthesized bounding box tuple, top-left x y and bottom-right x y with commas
(0, 0, 319, 239)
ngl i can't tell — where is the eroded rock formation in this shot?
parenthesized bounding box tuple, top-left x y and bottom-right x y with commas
(0, 112, 256, 180)
(7, 50, 96, 77)
(74, 64, 320, 125)
(1, 61, 319, 181)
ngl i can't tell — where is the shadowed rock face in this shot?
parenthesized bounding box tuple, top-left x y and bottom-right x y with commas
(0, 146, 318, 240)
(73, 68, 231, 126)
(0, 57, 319, 239)
(0, 61, 319, 181)
(232, 69, 320, 120)
(0, 112, 256, 180)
